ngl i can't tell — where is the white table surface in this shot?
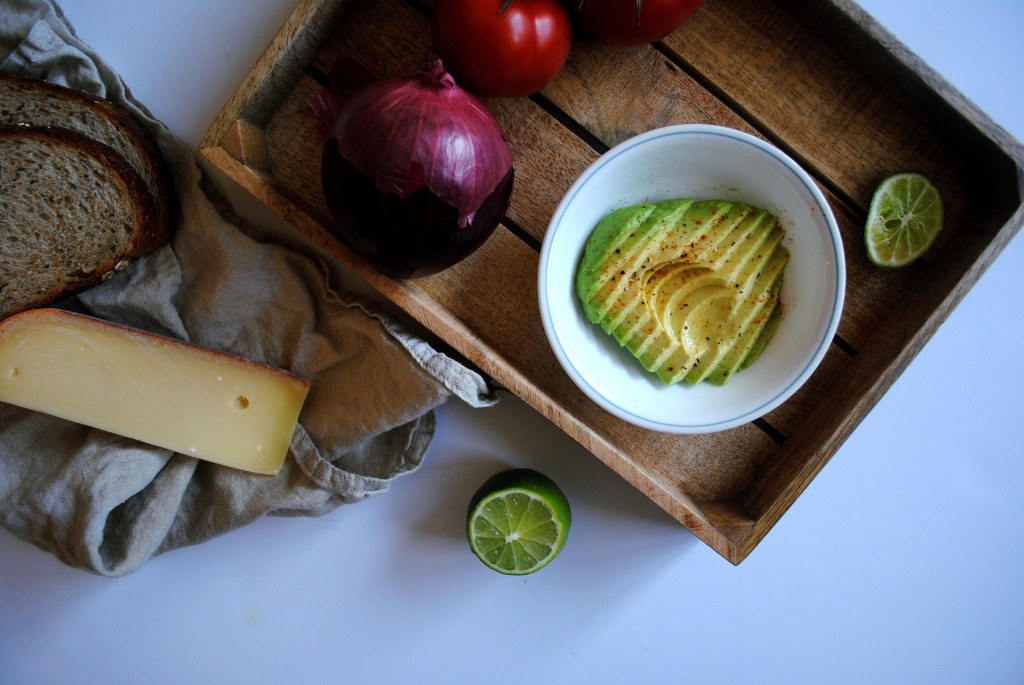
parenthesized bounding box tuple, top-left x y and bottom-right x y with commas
(2, 2, 1022, 683)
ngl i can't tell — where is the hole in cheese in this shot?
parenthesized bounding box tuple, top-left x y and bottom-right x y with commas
(0, 309, 310, 475)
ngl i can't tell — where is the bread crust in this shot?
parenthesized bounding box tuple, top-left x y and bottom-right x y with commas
(0, 125, 162, 319)
(0, 71, 174, 245)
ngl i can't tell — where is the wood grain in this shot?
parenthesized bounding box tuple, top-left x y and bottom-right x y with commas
(199, 0, 1024, 564)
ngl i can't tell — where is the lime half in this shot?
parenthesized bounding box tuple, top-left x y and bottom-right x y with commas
(466, 468, 571, 575)
(865, 172, 944, 267)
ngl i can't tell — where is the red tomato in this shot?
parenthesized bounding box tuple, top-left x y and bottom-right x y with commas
(570, 0, 705, 46)
(431, 0, 573, 98)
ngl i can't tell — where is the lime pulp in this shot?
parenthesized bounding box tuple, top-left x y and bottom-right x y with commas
(466, 468, 571, 575)
(865, 171, 944, 267)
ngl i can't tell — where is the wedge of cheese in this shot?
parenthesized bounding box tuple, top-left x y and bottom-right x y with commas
(0, 308, 309, 475)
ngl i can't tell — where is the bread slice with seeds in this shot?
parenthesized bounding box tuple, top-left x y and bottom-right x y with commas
(0, 125, 163, 320)
(0, 71, 173, 239)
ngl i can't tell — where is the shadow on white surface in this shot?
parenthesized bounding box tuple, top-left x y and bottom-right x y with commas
(2, 0, 1023, 683)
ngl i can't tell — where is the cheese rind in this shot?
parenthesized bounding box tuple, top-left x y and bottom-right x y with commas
(0, 309, 310, 475)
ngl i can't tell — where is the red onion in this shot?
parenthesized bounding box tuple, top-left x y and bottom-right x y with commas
(310, 56, 515, 279)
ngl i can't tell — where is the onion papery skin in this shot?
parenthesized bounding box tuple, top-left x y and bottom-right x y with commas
(320, 58, 515, 279)
(322, 140, 515, 279)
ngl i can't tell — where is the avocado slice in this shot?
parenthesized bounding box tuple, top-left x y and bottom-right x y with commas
(575, 199, 790, 386)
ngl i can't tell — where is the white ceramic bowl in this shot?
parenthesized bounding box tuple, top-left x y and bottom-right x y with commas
(538, 125, 845, 433)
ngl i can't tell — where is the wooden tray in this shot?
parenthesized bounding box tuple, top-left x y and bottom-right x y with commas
(200, 0, 1024, 563)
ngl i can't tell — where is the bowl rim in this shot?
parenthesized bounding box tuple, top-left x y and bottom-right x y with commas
(537, 123, 846, 433)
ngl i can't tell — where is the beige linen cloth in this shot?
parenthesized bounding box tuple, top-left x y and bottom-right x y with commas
(0, 0, 497, 576)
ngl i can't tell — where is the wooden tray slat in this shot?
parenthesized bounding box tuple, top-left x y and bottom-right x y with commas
(200, 0, 1024, 564)
(538, 21, 921, 355)
(667, 0, 973, 218)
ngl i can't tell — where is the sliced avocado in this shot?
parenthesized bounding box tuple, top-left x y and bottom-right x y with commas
(704, 254, 787, 385)
(575, 198, 790, 386)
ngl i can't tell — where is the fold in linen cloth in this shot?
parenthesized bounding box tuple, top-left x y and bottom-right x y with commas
(0, 0, 497, 576)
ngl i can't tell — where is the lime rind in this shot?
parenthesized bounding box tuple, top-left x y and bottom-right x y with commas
(865, 172, 944, 267)
(466, 469, 571, 575)
(469, 492, 562, 574)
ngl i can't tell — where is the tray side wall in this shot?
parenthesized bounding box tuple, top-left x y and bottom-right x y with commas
(199, 0, 1024, 565)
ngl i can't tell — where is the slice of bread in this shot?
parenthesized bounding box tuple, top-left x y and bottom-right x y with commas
(0, 71, 173, 239)
(0, 125, 162, 320)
